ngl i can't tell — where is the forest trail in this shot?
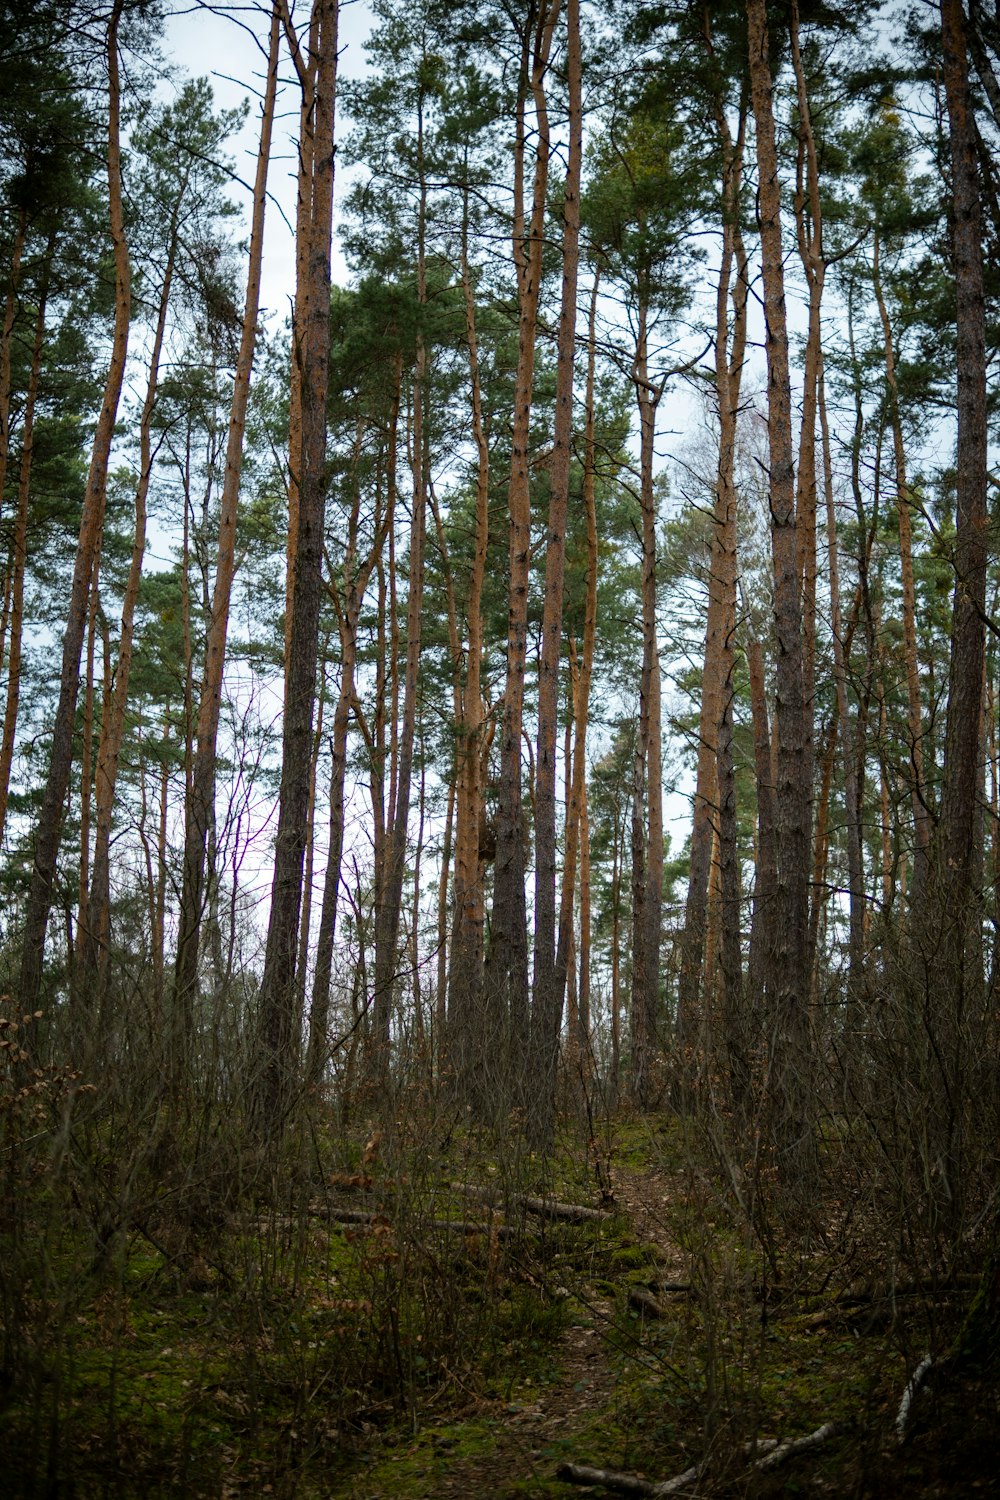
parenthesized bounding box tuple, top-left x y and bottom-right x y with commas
(345, 1161, 689, 1500)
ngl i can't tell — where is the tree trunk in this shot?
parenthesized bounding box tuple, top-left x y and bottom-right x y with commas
(173, 2, 281, 1068)
(0, 207, 27, 522)
(486, 0, 558, 1106)
(746, 0, 815, 1185)
(630, 292, 664, 1111)
(447, 193, 492, 1104)
(306, 419, 387, 1088)
(254, 0, 337, 1125)
(530, 0, 581, 1145)
(790, 0, 820, 878)
(19, 0, 131, 1026)
(82, 233, 177, 998)
(370, 156, 427, 1085)
(0, 253, 50, 848)
(818, 351, 865, 981)
(872, 234, 931, 892)
(679, 20, 749, 1085)
(555, 273, 601, 1075)
(937, 0, 987, 897)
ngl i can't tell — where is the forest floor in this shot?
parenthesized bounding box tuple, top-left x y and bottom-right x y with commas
(2, 1109, 998, 1496)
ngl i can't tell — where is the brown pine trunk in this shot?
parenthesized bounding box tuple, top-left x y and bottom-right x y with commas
(938, 0, 988, 900)
(818, 351, 865, 979)
(370, 148, 428, 1081)
(447, 196, 491, 1103)
(296, 664, 327, 998)
(0, 256, 50, 847)
(745, 624, 777, 1028)
(872, 234, 931, 891)
(280, 0, 320, 670)
(173, 3, 281, 1063)
(630, 292, 665, 1110)
(790, 0, 820, 855)
(679, 20, 749, 1082)
(555, 274, 600, 1072)
(82, 234, 177, 995)
(307, 405, 393, 1085)
(0, 207, 27, 517)
(19, 0, 131, 1024)
(920, 0, 989, 1229)
(530, 0, 581, 1144)
(76, 568, 101, 982)
(255, 0, 338, 1123)
(746, 0, 815, 1183)
(487, 0, 559, 1107)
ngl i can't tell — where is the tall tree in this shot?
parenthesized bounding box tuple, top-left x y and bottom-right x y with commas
(18, 0, 131, 1025)
(745, 0, 815, 1182)
(529, 0, 583, 1144)
(172, 7, 281, 1069)
(485, 0, 559, 1104)
(254, 0, 338, 1122)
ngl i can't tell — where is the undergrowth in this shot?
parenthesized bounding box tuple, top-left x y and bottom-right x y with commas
(1, 1031, 997, 1496)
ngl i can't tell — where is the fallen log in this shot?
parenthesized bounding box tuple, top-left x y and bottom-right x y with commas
(308, 1206, 520, 1240)
(628, 1287, 664, 1320)
(451, 1182, 608, 1223)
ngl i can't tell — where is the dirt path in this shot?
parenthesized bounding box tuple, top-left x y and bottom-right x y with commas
(349, 1164, 688, 1499)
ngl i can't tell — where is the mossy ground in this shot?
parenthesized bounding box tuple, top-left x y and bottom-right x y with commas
(1, 1111, 996, 1496)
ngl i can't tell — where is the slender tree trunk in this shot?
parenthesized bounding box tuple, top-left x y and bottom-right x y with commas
(678, 26, 749, 1082)
(745, 623, 777, 1028)
(281, 0, 320, 669)
(530, 0, 581, 1145)
(0, 256, 50, 847)
(82, 235, 177, 997)
(790, 0, 820, 863)
(918, 0, 989, 1231)
(173, 3, 281, 1067)
(19, 0, 131, 1025)
(0, 207, 27, 518)
(448, 193, 491, 1104)
(306, 423, 386, 1087)
(555, 274, 600, 1077)
(938, 0, 988, 902)
(255, 0, 338, 1124)
(746, 0, 815, 1184)
(76, 568, 101, 980)
(630, 293, 664, 1110)
(486, 0, 559, 1105)
(818, 352, 865, 980)
(296, 662, 327, 1001)
(872, 234, 931, 891)
(370, 140, 427, 1084)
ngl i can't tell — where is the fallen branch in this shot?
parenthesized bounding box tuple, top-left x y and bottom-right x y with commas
(752, 1420, 842, 1471)
(451, 1182, 608, 1223)
(895, 1354, 933, 1445)
(304, 1207, 520, 1240)
(557, 1424, 842, 1495)
(556, 1459, 701, 1497)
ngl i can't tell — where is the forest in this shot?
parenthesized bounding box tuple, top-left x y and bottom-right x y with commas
(1, 0, 999, 1493)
